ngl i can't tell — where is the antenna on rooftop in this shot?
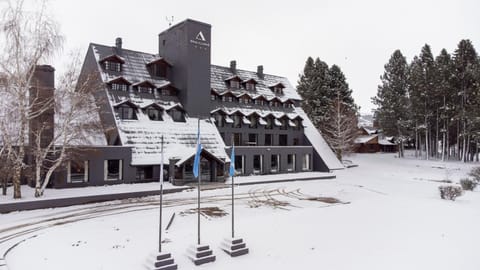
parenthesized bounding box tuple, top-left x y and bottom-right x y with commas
(166, 16, 174, 27)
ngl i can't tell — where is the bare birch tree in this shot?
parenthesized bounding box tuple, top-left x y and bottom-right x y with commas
(0, 0, 63, 198)
(322, 95, 359, 160)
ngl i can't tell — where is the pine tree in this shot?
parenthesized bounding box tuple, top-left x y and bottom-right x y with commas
(372, 50, 409, 157)
(453, 39, 480, 161)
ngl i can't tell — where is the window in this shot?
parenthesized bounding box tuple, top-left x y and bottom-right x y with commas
(270, 101, 280, 107)
(287, 154, 296, 172)
(111, 83, 128, 91)
(138, 86, 152, 94)
(246, 82, 255, 91)
(265, 134, 272, 146)
(211, 94, 217, 101)
(105, 159, 123, 181)
(233, 133, 242, 146)
(280, 118, 288, 130)
(136, 166, 153, 181)
(265, 117, 273, 129)
(302, 154, 311, 170)
(249, 115, 258, 128)
(147, 108, 162, 121)
(279, 134, 288, 146)
(67, 160, 89, 183)
(118, 106, 137, 120)
(105, 61, 121, 72)
(234, 155, 245, 175)
(233, 114, 242, 128)
(230, 80, 240, 89)
(215, 114, 225, 127)
(253, 155, 263, 174)
(169, 109, 185, 122)
(239, 96, 251, 104)
(154, 65, 167, 77)
(274, 86, 284, 95)
(271, 154, 279, 173)
(254, 99, 264, 106)
(248, 133, 257, 146)
(161, 88, 172, 96)
(283, 103, 292, 108)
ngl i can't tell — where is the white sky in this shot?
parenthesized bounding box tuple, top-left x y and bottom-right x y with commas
(44, 0, 480, 113)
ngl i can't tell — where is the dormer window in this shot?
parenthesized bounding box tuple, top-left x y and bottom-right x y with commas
(270, 101, 281, 107)
(147, 57, 172, 78)
(231, 80, 240, 89)
(242, 78, 257, 91)
(221, 92, 236, 103)
(107, 77, 131, 92)
(156, 83, 178, 97)
(147, 107, 163, 121)
(238, 95, 251, 104)
(99, 54, 125, 72)
(138, 86, 152, 93)
(211, 90, 219, 101)
(105, 61, 122, 72)
(167, 105, 186, 122)
(133, 81, 155, 94)
(225, 75, 242, 89)
(117, 105, 137, 120)
(269, 82, 285, 95)
(112, 83, 128, 91)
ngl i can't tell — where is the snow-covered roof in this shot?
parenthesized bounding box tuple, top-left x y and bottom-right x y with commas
(211, 65, 301, 101)
(295, 107, 344, 170)
(354, 135, 378, 144)
(118, 118, 229, 166)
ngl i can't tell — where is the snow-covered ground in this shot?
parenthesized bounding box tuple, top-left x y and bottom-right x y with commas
(2, 153, 480, 270)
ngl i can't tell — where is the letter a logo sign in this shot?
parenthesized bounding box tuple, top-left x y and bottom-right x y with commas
(196, 31, 206, 42)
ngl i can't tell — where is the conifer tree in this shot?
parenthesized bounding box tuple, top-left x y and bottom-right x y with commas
(372, 50, 409, 157)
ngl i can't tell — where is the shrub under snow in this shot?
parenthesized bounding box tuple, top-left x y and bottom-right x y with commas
(460, 178, 477, 191)
(468, 167, 480, 183)
(438, 185, 463, 201)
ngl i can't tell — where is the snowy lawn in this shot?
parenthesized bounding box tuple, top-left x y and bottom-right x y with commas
(2, 152, 480, 270)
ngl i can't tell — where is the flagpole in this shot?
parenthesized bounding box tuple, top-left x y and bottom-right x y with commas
(197, 118, 201, 246)
(159, 135, 164, 253)
(231, 137, 235, 239)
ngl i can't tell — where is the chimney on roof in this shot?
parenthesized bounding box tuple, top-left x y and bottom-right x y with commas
(257, 65, 264, 79)
(230, 60, 236, 74)
(115, 37, 122, 50)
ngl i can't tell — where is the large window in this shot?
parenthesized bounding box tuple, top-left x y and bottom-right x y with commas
(105, 159, 123, 181)
(118, 106, 137, 120)
(287, 154, 296, 172)
(253, 155, 263, 174)
(271, 154, 279, 173)
(302, 154, 311, 171)
(136, 166, 153, 181)
(234, 155, 244, 175)
(279, 134, 288, 146)
(265, 134, 272, 146)
(147, 108, 162, 121)
(248, 133, 258, 146)
(233, 133, 242, 146)
(67, 160, 89, 183)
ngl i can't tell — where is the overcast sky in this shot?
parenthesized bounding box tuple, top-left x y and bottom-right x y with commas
(46, 0, 479, 113)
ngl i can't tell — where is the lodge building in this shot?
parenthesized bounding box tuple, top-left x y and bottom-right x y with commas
(44, 19, 343, 188)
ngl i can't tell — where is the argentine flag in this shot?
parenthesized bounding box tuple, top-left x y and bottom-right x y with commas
(193, 126, 202, 178)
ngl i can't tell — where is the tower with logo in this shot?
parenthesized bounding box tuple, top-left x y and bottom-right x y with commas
(158, 19, 212, 118)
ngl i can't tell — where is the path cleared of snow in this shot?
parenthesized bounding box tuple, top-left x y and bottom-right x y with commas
(1, 153, 479, 270)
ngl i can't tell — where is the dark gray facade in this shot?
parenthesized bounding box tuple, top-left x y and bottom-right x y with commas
(45, 18, 340, 188)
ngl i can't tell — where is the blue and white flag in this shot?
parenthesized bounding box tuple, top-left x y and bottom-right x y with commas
(229, 144, 235, 177)
(193, 126, 202, 178)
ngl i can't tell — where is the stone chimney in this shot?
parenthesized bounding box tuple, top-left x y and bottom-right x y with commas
(257, 65, 264, 79)
(230, 60, 236, 74)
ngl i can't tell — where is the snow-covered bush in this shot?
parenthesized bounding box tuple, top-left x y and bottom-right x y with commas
(460, 178, 477, 191)
(468, 167, 480, 183)
(438, 185, 463, 201)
